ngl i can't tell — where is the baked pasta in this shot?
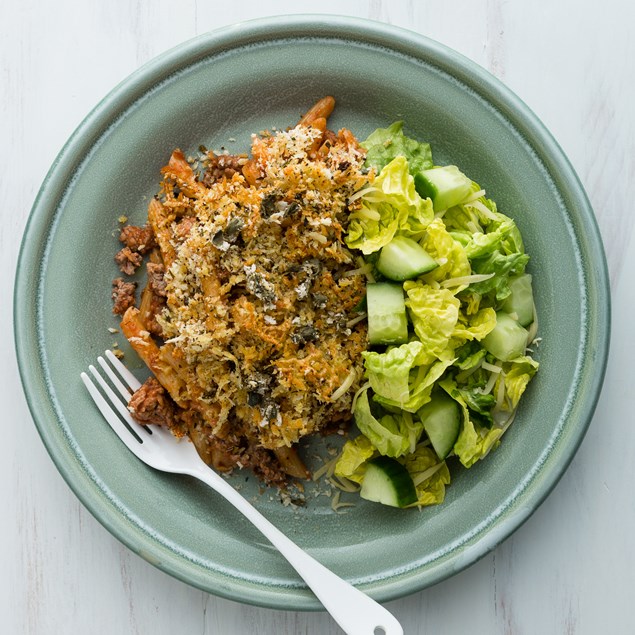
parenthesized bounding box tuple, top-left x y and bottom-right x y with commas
(112, 97, 370, 485)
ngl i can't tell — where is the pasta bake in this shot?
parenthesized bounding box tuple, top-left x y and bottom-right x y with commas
(112, 97, 370, 485)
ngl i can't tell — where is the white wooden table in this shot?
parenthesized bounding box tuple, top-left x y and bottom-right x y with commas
(3, 2, 632, 633)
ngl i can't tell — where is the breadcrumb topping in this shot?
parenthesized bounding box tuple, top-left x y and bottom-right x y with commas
(157, 124, 370, 449)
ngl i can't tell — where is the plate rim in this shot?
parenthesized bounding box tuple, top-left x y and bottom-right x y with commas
(13, 14, 611, 610)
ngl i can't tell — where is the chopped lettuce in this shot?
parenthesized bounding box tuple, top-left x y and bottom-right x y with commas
(338, 122, 539, 509)
(404, 282, 460, 365)
(464, 218, 517, 259)
(345, 201, 402, 255)
(443, 193, 499, 232)
(346, 156, 434, 254)
(401, 194, 436, 240)
(439, 377, 503, 467)
(334, 435, 378, 484)
(444, 194, 525, 258)
(496, 356, 539, 410)
(401, 445, 451, 506)
(335, 438, 451, 506)
(362, 121, 433, 175)
(362, 341, 425, 403)
(353, 389, 424, 458)
(442, 194, 529, 304)
(453, 413, 504, 468)
(470, 250, 530, 301)
(397, 284, 495, 392)
(443, 199, 488, 234)
(374, 355, 455, 413)
(453, 341, 488, 370)
(420, 218, 471, 283)
(463, 292, 482, 316)
(455, 386, 496, 427)
(453, 307, 497, 342)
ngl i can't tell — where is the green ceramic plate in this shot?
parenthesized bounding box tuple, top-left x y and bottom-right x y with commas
(14, 16, 610, 610)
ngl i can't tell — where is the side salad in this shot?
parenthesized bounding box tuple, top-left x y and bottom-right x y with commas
(335, 122, 539, 509)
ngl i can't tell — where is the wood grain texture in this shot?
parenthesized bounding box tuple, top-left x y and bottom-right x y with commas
(3, 1, 632, 633)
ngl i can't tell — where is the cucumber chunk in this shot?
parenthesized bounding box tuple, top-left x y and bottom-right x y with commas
(414, 165, 473, 211)
(366, 283, 409, 345)
(501, 274, 534, 326)
(482, 312, 528, 361)
(418, 394, 461, 460)
(360, 456, 417, 508)
(376, 235, 438, 281)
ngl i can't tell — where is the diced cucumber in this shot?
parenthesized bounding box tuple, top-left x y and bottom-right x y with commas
(366, 283, 409, 345)
(417, 394, 461, 460)
(501, 274, 534, 326)
(360, 456, 417, 508)
(482, 312, 528, 361)
(414, 165, 473, 211)
(376, 235, 438, 281)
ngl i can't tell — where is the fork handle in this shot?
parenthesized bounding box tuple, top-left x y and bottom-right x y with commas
(186, 464, 403, 635)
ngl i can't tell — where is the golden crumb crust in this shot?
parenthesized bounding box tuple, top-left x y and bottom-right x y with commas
(156, 124, 370, 449)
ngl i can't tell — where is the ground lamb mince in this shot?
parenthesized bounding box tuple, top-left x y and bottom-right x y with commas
(112, 278, 137, 315)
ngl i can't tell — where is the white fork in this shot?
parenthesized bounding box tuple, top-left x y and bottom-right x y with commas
(81, 351, 403, 635)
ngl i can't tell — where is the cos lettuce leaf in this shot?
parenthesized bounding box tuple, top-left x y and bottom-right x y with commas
(496, 356, 539, 410)
(334, 435, 378, 484)
(439, 376, 503, 467)
(346, 157, 434, 254)
(453, 412, 503, 467)
(374, 355, 455, 413)
(401, 445, 451, 507)
(363, 341, 425, 403)
(485, 206, 525, 256)
(443, 192, 525, 259)
(453, 341, 488, 370)
(345, 201, 403, 255)
(453, 307, 497, 342)
(443, 190, 499, 231)
(420, 218, 471, 283)
(463, 292, 482, 316)
(401, 194, 436, 240)
(443, 199, 488, 234)
(362, 121, 433, 175)
(455, 387, 496, 427)
(470, 250, 530, 301)
(354, 389, 424, 458)
(404, 282, 460, 365)
(464, 218, 517, 259)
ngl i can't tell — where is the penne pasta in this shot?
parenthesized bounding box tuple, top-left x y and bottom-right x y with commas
(161, 148, 203, 197)
(241, 159, 262, 186)
(147, 198, 176, 268)
(307, 117, 327, 157)
(138, 284, 154, 328)
(298, 96, 335, 126)
(274, 446, 310, 480)
(120, 307, 187, 405)
(148, 247, 163, 265)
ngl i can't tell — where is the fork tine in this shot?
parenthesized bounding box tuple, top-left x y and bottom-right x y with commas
(100, 354, 153, 436)
(87, 365, 144, 443)
(81, 372, 146, 456)
(106, 350, 142, 391)
(98, 355, 132, 402)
